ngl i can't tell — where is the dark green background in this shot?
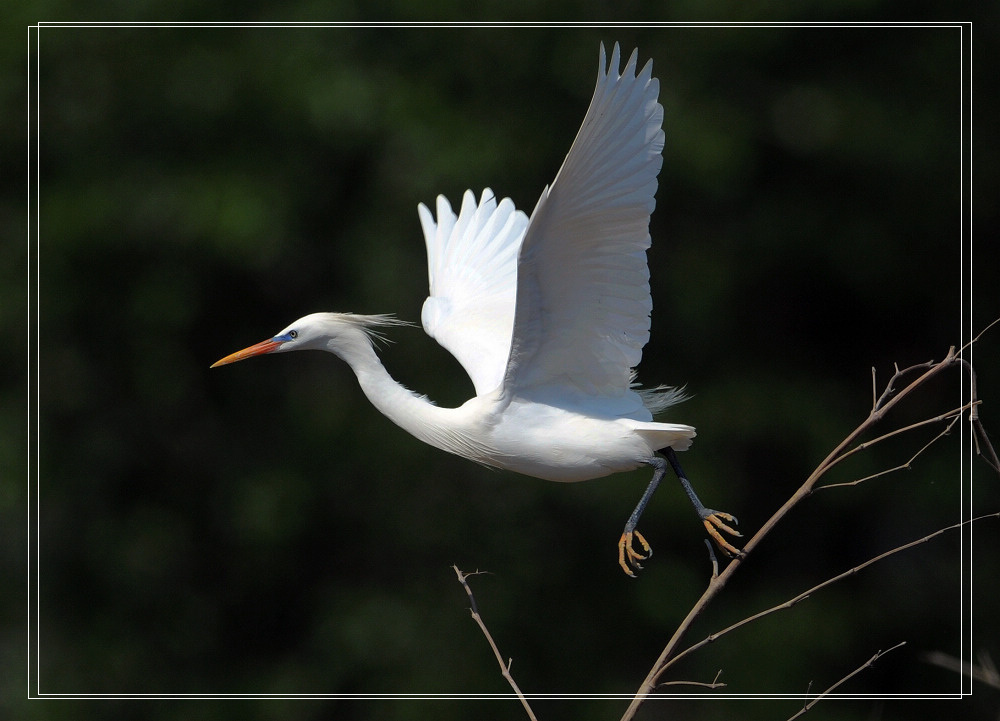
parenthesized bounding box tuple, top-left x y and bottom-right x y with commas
(9, 11, 999, 721)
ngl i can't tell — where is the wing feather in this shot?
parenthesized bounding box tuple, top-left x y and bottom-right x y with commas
(419, 189, 528, 396)
(502, 43, 665, 414)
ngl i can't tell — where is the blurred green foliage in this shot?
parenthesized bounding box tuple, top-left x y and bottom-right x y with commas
(9, 9, 999, 721)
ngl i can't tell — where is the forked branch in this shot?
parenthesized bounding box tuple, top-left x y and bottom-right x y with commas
(661, 513, 999, 675)
(817, 406, 966, 490)
(620, 328, 997, 721)
(453, 565, 538, 721)
(785, 641, 907, 721)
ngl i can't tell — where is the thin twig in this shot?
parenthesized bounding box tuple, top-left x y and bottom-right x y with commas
(663, 513, 999, 674)
(817, 402, 974, 481)
(817, 410, 965, 490)
(960, 315, 1000, 354)
(974, 419, 1000, 474)
(704, 539, 720, 579)
(785, 641, 907, 720)
(954, 357, 981, 422)
(453, 565, 538, 721)
(872, 360, 934, 413)
(657, 669, 726, 689)
(954, 334, 1000, 472)
(950, 347, 1000, 472)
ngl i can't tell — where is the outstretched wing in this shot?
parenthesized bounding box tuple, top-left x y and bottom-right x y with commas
(502, 43, 664, 411)
(418, 189, 529, 396)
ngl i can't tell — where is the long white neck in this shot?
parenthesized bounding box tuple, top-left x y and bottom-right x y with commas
(326, 327, 486, 461)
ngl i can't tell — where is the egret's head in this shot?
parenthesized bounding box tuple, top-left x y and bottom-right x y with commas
(210, 313, 341, 367)
(210, 313, 405, 368)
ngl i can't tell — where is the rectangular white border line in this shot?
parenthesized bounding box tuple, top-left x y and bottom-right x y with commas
(26, 19, 974, 702)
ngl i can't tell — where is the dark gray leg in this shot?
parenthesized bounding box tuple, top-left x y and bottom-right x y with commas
(618, 449, 744, 577)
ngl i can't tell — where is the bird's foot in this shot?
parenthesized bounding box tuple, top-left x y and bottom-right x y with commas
(701, 510, 745, 558)
(618, 529, 652, 577)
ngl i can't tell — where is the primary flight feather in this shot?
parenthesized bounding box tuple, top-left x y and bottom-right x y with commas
(212, 43, 742, 575)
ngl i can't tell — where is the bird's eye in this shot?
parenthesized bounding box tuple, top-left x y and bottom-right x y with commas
(289, 330, 298, 339)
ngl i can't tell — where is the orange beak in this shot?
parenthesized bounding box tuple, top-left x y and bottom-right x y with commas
(210, 338, 284, 368)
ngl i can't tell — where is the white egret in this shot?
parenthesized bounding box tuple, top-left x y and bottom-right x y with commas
(212, 43, 742, 576)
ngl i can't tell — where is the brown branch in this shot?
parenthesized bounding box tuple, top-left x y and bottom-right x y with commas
(657, 668, 726, 689)
(974, 418, 1000, 474)
(817, 408, 965, 490)
(872, 360, 935, 413)
(453, 565, 538, 721)
(960, 315, 1000, 354)
(662, 513, 999, 674)
(619, 334, 992, 721)
(785, 641, 907, 721)
(959, 318, 1000, 471)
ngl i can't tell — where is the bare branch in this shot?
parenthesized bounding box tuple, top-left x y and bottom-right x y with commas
(619, 326, 996, 721)
(972, 414, 1000, 475)
(704, 539, 719, 580)
(866, 349, 955, 423)
(785, 642, 907, 721)
(817, 409, 965, 490)
(817, 403, 973, 481)
(952, 332, 999, 471)
(959, 315, 1000, 354)
(657, 668, 726, 690)
(453, 565, 538, 721)
(873, 360, 934, 412)
(663, 513, 999, 675)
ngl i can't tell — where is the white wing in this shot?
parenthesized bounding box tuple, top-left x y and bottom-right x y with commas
(502, 43, 664, 414)
(418, 189, 529, 396)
